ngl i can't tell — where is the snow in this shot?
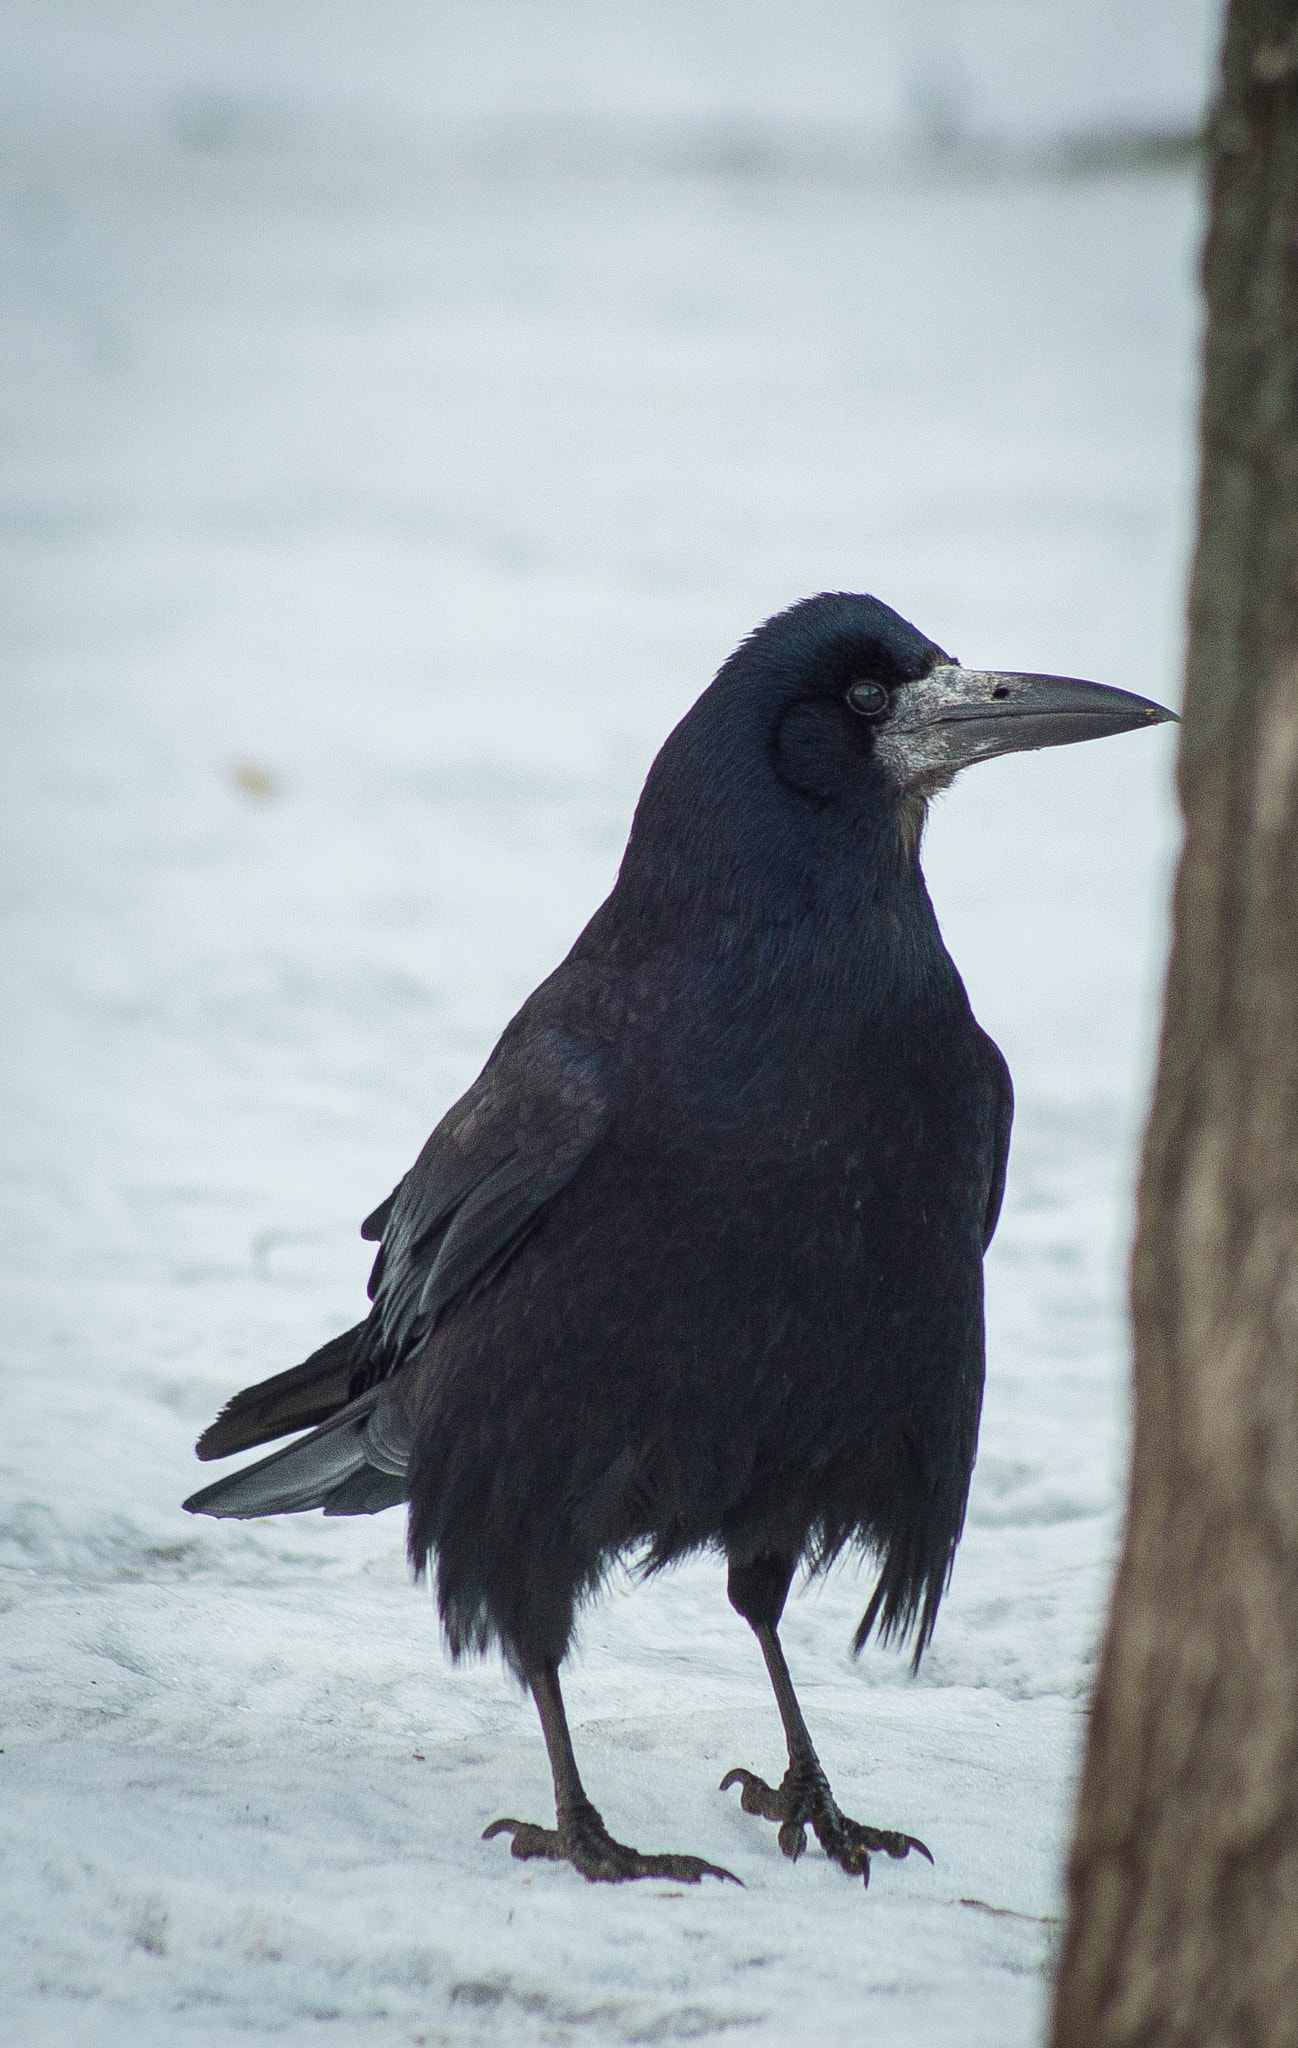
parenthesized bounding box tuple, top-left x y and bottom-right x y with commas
(2, 25, 1203, 2045)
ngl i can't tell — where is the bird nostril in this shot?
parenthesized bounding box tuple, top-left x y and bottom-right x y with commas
(990, 685, 1010, 701)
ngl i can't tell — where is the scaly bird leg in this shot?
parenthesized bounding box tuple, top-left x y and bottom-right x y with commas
(721, 1620, 932, 1885)
(485, 1660, 739, 1885)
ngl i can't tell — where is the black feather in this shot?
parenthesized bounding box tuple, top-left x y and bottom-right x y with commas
(195, 1321, 369, 1461)
(360, 1182, 402, 1241)
(185, 1393, 381, 1517)
(323, 1467, 409, 1516)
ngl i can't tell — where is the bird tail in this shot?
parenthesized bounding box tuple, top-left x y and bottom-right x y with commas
(852, 1520, 955, 1672)
(194, 1321, 371, 1462)
(183, 1385, 410, 1520)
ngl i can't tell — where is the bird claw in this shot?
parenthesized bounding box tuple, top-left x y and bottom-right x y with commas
(719, 1766, 784, 1822)
(777, 1818, 808, 1861)
(720, 1762, 931, 1883)
(483, 1809, 741, 1886)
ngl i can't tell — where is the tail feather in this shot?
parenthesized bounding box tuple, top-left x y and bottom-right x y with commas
(185, 1379, 414, 1521)
(322, 1466, 409, 1516)
(184, 1388, 410, 1520)
(195, 1322, 369, 1462)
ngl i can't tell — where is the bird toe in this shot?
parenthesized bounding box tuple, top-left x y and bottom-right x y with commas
(484, 1808, 739, 1885)
(777, 1818, 808, 1861)
(810, 1809, 933, 1882)
(719, 1766, 785, 1822)
(482, 1815, 566, 1862)
(723, 1761, 930, 1884)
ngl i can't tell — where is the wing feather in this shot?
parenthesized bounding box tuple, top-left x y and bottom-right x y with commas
(980, 1036, 1014, 1251)
(365, 1008, 616, 1368)
(186, 962, 621, 1520)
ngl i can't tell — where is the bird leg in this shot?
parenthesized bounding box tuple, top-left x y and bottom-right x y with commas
(484, 1660, 739, 1884)
(721, 1620, 932, 1885)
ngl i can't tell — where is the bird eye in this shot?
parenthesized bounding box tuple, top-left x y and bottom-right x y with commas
(846, 680, 887, 717)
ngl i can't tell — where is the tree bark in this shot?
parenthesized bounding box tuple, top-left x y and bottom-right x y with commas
(1051, 3, 1298, 2041)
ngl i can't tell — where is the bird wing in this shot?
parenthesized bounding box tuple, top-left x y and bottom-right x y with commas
(363, 1008, 616, 1368)
(980, 1035, 1014, 1251)
(186, 975, 618, 1519)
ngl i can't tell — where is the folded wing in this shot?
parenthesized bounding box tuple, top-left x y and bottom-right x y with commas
(185, 983, 618, 1521)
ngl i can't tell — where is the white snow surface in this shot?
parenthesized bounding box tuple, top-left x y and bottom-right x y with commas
(2, 112, 1199, 2048)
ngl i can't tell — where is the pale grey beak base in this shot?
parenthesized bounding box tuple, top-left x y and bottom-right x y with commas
(875, 663, 1178, 789)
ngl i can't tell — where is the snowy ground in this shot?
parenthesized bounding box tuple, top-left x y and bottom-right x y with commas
(2, 124, 1197, 2046)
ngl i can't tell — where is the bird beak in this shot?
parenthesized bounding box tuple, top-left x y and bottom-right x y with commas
(876, 662, 1178, 785)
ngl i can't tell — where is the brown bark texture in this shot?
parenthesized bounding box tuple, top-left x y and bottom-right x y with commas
(1051, 3, 1298, 2043)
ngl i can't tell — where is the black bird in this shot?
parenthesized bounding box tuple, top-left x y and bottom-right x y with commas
(186, 593, 1173, 1887)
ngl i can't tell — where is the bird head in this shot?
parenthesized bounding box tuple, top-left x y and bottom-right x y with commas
(619, 592, 1176, 924)
(753, 591, 1176, 808)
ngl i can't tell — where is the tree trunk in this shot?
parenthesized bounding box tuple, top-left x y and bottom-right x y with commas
(1051, 3, 1298, 2041)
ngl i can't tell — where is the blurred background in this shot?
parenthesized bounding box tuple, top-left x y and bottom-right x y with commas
(0, 6, 1222, 2045)
(5, 0, 1217, 159)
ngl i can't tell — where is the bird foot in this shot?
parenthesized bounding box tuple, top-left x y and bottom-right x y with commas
(720, 1761, 932, 1884)
(483, 1800, 740, 1886)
